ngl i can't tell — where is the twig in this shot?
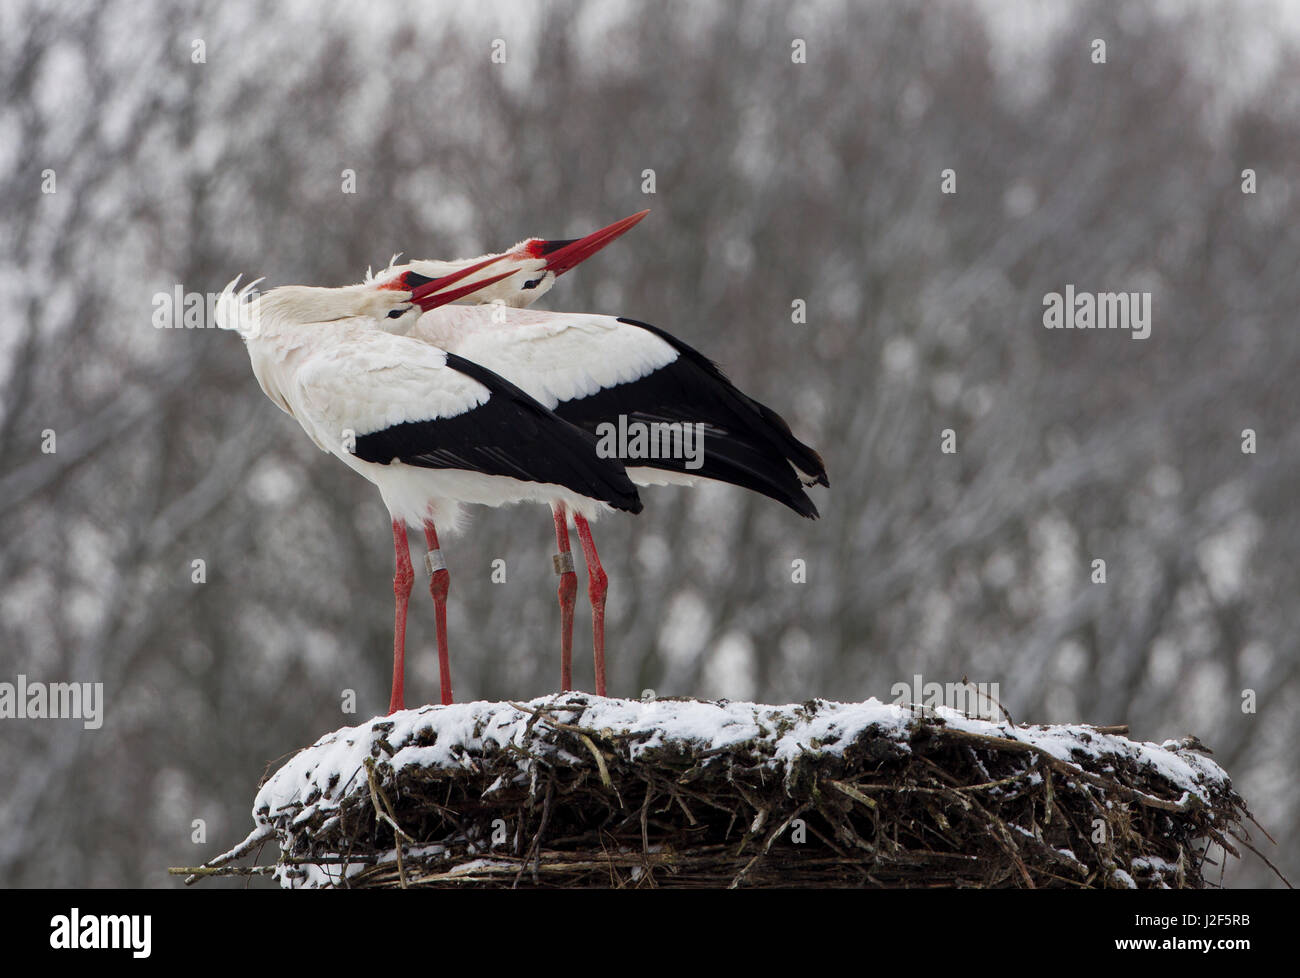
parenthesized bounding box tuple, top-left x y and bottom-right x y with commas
(828, 779, 878, 810)
(578, 733, 613, 788)
(365, 758, 412, 888)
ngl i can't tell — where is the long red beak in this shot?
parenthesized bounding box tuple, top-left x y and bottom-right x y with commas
(528, 209, 649, 276)
(407, 209, 649, 312)
(407, 256, 516, 311)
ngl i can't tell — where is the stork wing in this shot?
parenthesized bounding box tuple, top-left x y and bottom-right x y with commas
(407, 307, 828, 517)
(294, 331, 641, 512)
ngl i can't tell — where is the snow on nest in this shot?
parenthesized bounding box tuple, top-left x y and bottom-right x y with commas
(252, 693, 1232, 833)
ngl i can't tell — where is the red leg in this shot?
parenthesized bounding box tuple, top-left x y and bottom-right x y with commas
(573, 514, 608, 697)
(423, 520, 453, 705)
(389, 520, 414, 715)
(552, 503, 577, 692)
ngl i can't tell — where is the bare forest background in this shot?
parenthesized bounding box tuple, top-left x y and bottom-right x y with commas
(1, 0, 1297, 887)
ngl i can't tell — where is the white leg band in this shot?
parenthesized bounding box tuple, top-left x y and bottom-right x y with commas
(425, 550, 447, 575)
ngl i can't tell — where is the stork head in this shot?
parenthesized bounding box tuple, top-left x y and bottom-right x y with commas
(399, 209, 650, 312)
(366, 277, 423, 331)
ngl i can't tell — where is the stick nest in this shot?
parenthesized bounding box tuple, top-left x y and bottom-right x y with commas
(182, 694, 1263, 889)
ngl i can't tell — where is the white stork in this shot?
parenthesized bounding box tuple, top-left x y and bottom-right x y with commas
(216, 277, 641, 714)
(367, 266, 829, 698)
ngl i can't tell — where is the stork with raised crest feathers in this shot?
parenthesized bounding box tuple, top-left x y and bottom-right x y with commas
(216, 277, 641, 714)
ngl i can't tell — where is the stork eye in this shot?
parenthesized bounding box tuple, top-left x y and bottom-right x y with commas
(387, 308, 406, 319)
(522, 278, 543, 290)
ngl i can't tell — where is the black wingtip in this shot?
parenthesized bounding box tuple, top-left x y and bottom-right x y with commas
(789, 489, 820, 520)
(610, 316, 830, 504)
(595, 462, 644, 515)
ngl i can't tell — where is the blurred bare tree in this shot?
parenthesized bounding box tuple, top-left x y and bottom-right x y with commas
(1, 0, 1296, 886)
